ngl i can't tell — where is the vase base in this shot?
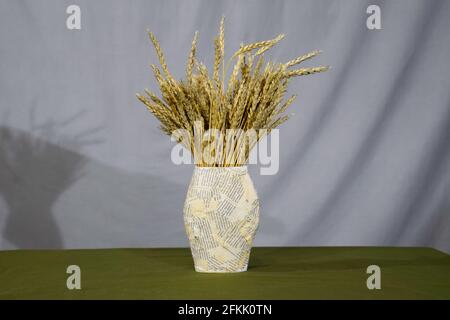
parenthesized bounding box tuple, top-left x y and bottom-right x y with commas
(194, 266, 248, 273)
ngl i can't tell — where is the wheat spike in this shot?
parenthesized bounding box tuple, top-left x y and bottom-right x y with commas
(232, 34, 285, 57)
(148, 31, 173, 81)
(186, 31, 199, 84)
(285, 50, 322, 68)
(285, 66, 329, 78)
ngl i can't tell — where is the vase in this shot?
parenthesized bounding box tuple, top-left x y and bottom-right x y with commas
(183, 166, 260, 273)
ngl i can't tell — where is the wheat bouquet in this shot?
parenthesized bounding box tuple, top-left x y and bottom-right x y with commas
(136, 18, 328, 272)
(137, 18, 328, 167)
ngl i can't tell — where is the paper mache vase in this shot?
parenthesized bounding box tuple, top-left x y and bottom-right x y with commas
(183, 166, 260, 273)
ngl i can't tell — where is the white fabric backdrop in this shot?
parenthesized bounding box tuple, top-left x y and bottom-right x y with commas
(1, 0, 449, 252)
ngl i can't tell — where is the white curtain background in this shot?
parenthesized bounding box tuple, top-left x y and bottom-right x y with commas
(0, 0, 449, 253)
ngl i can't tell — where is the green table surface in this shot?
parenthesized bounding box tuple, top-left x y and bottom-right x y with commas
(0, 247, 449, 300)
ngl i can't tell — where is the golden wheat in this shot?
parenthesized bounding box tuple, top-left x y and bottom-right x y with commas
(233, 34, 285, 57)
(285, 50, 322, 68)
(138, 18, 328, 166)
(186, 31, 199, 84)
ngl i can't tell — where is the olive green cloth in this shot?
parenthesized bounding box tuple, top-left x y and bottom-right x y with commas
(0, 247, 449, 299)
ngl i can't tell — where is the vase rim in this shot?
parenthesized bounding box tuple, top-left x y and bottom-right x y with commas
(194, 165, 248, 171)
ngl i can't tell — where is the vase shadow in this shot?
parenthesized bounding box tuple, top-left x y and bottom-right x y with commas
(247, 247, 450, 272)
(0, 109, 102, 249)
(0, 125, 189, 249)
(0, 127, 85, 248)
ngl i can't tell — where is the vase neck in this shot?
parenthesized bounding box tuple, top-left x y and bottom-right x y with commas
(194, 165, 248, 174)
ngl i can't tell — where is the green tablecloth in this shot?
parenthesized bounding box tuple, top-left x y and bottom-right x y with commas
(0, 247, 449, 299)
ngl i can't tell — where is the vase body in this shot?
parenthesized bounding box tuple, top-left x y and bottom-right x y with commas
(183, 166, 260, 273)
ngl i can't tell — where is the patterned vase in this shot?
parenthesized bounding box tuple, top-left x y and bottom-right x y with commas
(183, 166, 260, 273)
